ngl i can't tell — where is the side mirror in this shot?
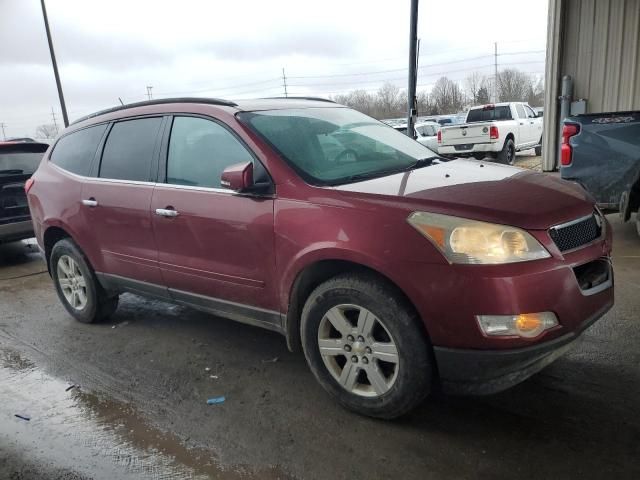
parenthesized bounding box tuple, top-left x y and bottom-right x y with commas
(221, 162, 253, 192)
(537, 111, 543, 117)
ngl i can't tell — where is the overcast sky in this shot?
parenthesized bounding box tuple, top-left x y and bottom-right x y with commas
(0, 0, 548, 138)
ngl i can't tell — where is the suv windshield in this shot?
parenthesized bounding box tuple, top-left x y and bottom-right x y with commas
(238, 107, 437, 185)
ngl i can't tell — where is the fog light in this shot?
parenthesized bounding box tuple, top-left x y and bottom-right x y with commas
(477, 312, 558, 338)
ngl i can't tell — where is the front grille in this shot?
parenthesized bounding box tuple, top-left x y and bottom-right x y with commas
(549, 212, 602, 252)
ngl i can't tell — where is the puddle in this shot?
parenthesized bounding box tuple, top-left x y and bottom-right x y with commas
(0, 347, 289, 479)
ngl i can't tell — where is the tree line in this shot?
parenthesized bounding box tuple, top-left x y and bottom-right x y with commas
(331, 68, 544, 120)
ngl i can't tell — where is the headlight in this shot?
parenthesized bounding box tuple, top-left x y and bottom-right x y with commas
(407, 212, 550, 264)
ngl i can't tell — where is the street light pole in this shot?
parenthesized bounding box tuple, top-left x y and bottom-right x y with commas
(40, 0, 69, 128)
(406, 0, 419, 139)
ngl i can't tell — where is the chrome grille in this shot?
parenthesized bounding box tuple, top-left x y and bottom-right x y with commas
(549, 212, 602, 252)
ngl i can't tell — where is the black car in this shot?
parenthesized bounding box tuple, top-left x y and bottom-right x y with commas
(0, 141, 49, 243)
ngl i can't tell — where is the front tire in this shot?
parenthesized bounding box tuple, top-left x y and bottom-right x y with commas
(535, 137, 542, 156)
(50, 238, 119, 323)
(301, 273, 432, 419)
(497, 138, 516, 165)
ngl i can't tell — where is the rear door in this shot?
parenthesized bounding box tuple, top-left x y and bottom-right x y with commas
(150, 115, 278, 321)
(514, 104, 532, 146)
(0, 144, 48, 225)
(80, 116, 165, 290)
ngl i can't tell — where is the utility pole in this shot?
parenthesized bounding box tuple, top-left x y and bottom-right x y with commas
(40, 0, 69, 127)
(494, 42, 499, 103)
(282, 68, 288, 97)
(0, 123, 6, 141)
(406, 0, 419, 139)
(146, 86, 153, 101)
(51, 107, 59, 135)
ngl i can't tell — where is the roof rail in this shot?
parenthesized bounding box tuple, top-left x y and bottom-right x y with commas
(71, 97, 237, 126)
(263, 96, 336, 103)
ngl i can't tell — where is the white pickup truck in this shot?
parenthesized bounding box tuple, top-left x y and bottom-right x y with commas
(437, 102, 543, 164)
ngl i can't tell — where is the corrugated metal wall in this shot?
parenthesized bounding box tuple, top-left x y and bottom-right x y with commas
(561, 0, 640, 113)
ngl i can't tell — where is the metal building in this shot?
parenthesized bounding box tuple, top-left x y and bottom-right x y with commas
(542, 0, 640, 171)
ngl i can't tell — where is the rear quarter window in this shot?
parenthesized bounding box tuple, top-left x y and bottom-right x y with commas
(50, 124, 108, 176)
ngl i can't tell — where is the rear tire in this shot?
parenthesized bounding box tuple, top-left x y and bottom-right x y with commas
(50, 238, 119, 323)
(497, 138, 515, 165)
(300, 273, 432, 419)
(473, 153, 485, 160)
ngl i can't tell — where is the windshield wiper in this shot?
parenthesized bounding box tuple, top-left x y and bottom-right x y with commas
(404, 157, 437, 171)
(0, 169, 24, 175)
(334, 157, 439, 185)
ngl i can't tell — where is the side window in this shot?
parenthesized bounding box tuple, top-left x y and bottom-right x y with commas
(49, 124, 107, 176)
(525, 106, 537, 118)
(515, 104, 526, 119)
(167, 116, 255, 188)
(99, 117, 162, 182)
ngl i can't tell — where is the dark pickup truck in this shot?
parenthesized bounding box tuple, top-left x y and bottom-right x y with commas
(560, 111, 640, 236)
(0, 141, 49, 243)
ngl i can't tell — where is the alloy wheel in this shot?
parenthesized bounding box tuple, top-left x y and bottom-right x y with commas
(57, 255, 88, 311)
(317, 304, 399, 397)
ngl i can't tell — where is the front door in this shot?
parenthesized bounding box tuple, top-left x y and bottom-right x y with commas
(81, 117, 165, 287)
(150, 116, 278, 325)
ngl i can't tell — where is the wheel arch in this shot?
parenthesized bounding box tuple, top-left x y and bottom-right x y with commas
(43, 225, 72, 274)
(283, 257, 429, 353)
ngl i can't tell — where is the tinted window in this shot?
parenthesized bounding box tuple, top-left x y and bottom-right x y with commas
(99, 118, 162, 181)
(516, 104, 526, 119)
(50, 124, 107, 176)
(466, 106, 512, 123)
(167, 117, 254, 188)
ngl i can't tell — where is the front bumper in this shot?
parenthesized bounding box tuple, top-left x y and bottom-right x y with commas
(0, 220, 34, 243)
(434, 300, 613, 395)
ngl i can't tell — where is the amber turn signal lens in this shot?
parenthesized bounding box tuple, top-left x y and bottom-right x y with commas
(477, 312, 558, 338)
(515, 314, 542, 332)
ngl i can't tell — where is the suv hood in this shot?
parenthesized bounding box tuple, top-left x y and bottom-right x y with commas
(333, 159, 594, 230)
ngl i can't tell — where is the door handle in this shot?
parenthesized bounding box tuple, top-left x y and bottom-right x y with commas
(519, 122, 525, 125)
(155, 208, 179, 218)
(81, 198, 98, 207)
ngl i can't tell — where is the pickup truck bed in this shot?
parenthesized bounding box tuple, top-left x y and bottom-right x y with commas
(438, 102, 543, 164)
(560, 112, 640, 235)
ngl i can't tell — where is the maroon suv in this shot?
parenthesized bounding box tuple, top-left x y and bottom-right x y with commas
(27, 98, 614, 418)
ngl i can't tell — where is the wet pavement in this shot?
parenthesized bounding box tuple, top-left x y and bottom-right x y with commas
(0, 216, 639, 479)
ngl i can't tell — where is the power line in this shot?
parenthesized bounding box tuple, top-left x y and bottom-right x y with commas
(154, 77, 281, 96)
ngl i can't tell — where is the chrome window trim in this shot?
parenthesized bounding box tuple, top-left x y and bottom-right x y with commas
(155, 182, 234, 195)
(50, 163, 262, 196)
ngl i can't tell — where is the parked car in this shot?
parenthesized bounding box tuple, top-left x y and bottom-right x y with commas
(421, 115, 465, 126)
(560, 111, 640, 236)
(391, 121, 439, 151)
(0, 141, 48, 243)
(27, 97, 613, 418)
(438, 102, 543, 164)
